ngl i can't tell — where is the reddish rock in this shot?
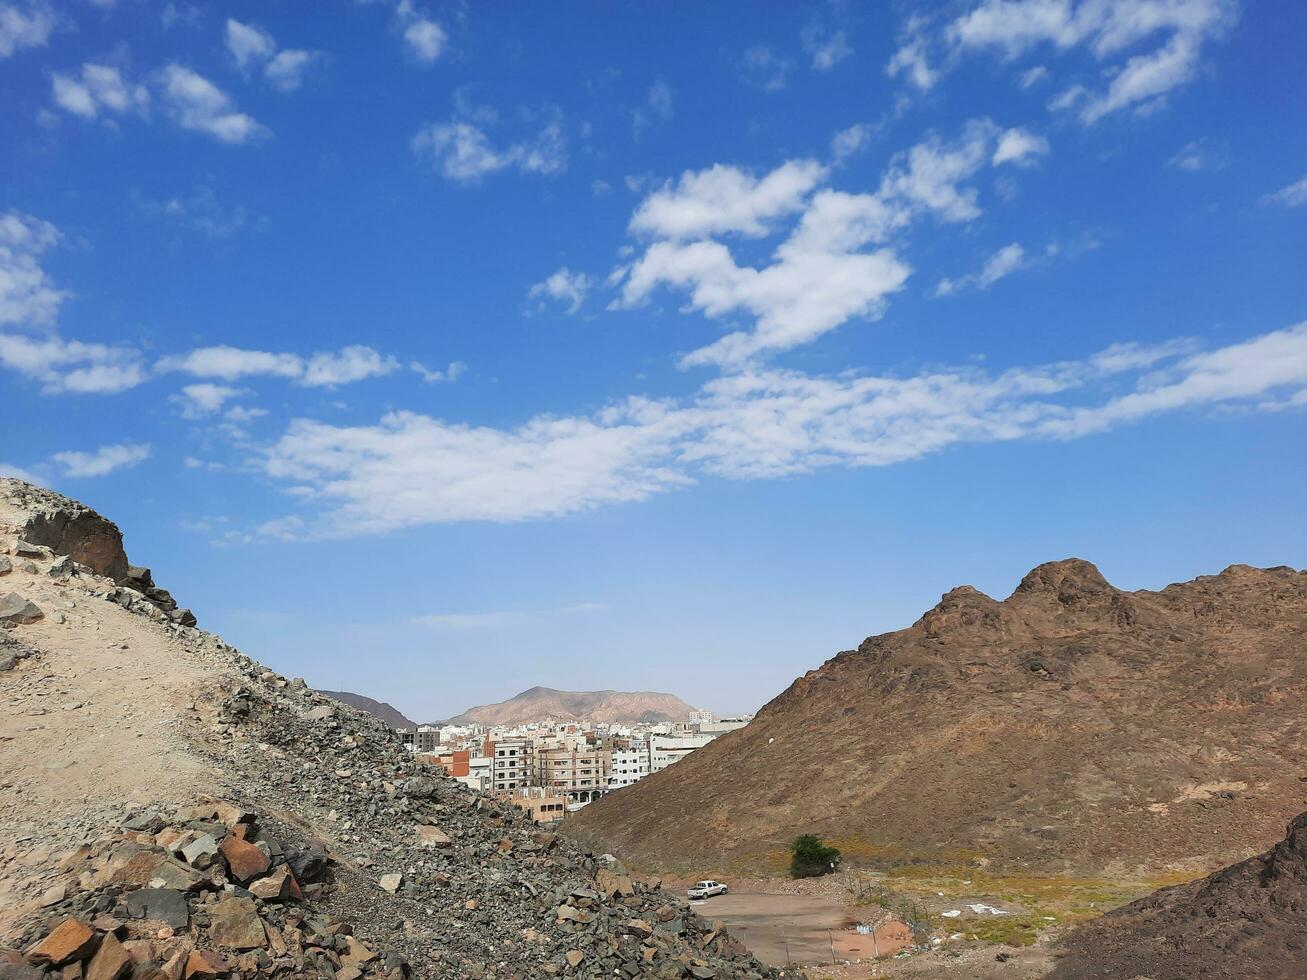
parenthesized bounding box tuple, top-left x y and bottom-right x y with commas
(27, 919, 98, 966)
(248, 866, 301, 902)
(181, 951, 226, 980)
(84, 934, 131, 980)
(206, 898, 264, 950)
(217, 836, 268, 883)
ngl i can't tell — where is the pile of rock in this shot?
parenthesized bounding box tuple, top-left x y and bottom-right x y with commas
(4, 800, 398, 980)
(110, 567, 196, 629)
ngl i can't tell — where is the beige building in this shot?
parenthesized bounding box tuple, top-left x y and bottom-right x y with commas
(535, 746, 611, 803)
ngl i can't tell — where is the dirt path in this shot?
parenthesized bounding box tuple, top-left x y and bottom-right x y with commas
(689, 892, 912, 968)
(0, 536, 229, 934)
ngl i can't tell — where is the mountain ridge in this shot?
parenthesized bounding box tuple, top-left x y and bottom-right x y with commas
(566, 558, 1307, 878)
(448, 686, 700, 725)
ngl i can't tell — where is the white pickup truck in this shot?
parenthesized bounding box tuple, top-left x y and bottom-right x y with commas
(687, 880, 728, 899)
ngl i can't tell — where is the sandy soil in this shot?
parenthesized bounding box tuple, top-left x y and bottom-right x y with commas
(0, 531, 230, 935)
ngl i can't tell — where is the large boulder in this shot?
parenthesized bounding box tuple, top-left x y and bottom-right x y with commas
(0, 478, 129, 583)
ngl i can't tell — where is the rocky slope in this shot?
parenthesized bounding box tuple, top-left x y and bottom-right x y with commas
(0, 479, 789, 980)
(566, 559, 1307, 877)
(448, 687, 699, 726)
(317, 691, 416, 730)
(1050, 809, 1307, 979)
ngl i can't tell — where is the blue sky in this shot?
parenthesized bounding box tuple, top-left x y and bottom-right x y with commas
(2, 0, 1305, 720)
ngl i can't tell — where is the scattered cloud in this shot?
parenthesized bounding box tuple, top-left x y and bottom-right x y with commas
(396, 0, 446, 64)
(52, 442, 150, 478)
(893, 0, 1236, 122)
(614, 119, 1041, 366)
(0, 0, 53, 59)
(628, 160, 828, 241)
(740, 45, 792, 92)
(0, 332, 147, 394)
(935, 242, 1025, 296)
(225, 18, 320, 92)
(0, 461, 39, 482)
(529, 267, 593, 314)
(411, 360, 466, 384)
(159, 64, 268, 143)
(1262, 174, 1307, 208)
(51, 64, 150, 120)
(0, 211, 66, 327)
(132, 186, 254, 238)
(256, 322, 1307, 534)
(158, 344, 398, 387)
(412, 106, 567, 182)
(172, 382, 244, 418)
(802, 24, 852, 71)
(992, 127, 1049, 166)
(633, 78, 674, 134)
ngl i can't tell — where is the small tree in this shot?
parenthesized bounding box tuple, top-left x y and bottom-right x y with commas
(790, 834, 841, 878)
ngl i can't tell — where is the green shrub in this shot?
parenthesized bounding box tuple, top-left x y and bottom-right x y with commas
(791, 834, 841, 878)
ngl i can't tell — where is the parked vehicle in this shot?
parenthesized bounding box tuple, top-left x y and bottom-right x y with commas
(687, 880, 728, 899)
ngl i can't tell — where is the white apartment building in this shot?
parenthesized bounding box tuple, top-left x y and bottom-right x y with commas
(491, 738, 532, 791)
(649, 733, 716, 773)
(608, 745, 650, 789)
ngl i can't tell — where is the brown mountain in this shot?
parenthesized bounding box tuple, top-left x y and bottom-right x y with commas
(318, 690, 417, 729)
(448, 685, 699, 725)
(1051, 809, 1307, 980)
(566, 559, 1307, 878)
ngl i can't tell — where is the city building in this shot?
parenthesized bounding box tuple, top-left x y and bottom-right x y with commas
(489, 738, 533, 792)
(608, 745, 650, 789)
(535, 746, 611, 804)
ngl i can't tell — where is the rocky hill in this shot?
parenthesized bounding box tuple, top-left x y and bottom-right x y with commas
(317, 691, 416, 729)
(1050, 808, 1307, 979)
(0, 478, 789, 980)
(448, 687, 699, 725)
(566, 559, 1307, 878)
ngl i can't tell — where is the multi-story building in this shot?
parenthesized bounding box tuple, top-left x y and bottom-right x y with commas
(489, 738, 533, 792)
(608, 745, 650, 790)
(502, 787, 567, 824)
(535, 746, 611, 804)
(649, 733, 716, 773)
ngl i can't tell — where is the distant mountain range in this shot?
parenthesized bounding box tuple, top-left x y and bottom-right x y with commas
(448, 686, 700, 725)
(567, 559, 1307, 877)
(318, 690, 416, 729)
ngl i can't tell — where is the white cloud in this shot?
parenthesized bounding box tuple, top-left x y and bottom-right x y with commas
(52, 443, 150, 478)
(529, 268, 592, 314)
(831, 123, 875, 163)
(411, 360, 466, 384)
(412, 113, 567, 182)
(0, 462, 39, 482)
(255, 322, 1307, 533)
(802, 24, 852, 71)
(647, 79, 674, 120)
(158, 344, 398, 387)
(0, 211, 66, 327)
(0, 332, 146, 394)
(159, 64, 267, 143)
(172, 382, 243, 417)
(225, 18, 275, 69)
(404, 18, 445, 62)
(158, 345, 302, 381)
(1262, 174, 1307, 208)
(992, 127, 1050, 166)
(51, 64, 149, 120)
(1168, 138, 1223, 172)
(1019, 65, 1049, 87)
(935, 242, 1026, 296)
(302, 346, 399, 387)
(629, 160, 828, 241)
(941, 0, 1236, 122)
(615, 120, 1034, 365)
(225, 19, 318, 92)
(0, 1, 53, 58)
(887, 38, 938, 91)
(740, 45, 792, 91)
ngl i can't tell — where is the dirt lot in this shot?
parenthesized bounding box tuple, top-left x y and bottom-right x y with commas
(688, 891, 912, 968)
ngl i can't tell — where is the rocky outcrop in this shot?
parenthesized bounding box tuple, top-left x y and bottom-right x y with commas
(567, 559, 1307, 876)
(0, 479, 130, 584)
(1051, 810, 1307, 979)
(315, 691, 416, 729)
(0, 479, 194, 627)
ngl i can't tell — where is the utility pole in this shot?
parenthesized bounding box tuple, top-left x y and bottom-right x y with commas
(829, 928, 837, 965)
